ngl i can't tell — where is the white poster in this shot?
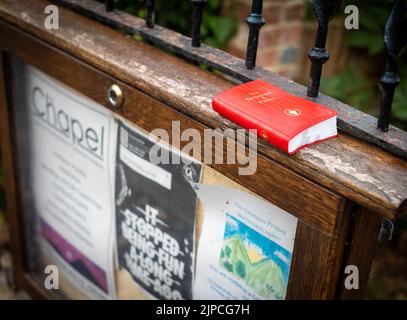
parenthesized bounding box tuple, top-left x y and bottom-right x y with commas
(24, 65, 116, 299)
(193, 185, 297, 300)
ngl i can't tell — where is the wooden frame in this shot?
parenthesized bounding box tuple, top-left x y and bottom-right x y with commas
(0, 0, 406, 299)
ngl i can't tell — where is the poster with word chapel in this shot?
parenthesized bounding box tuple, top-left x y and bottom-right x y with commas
(21, 64, 117, 299)
(115, 121, 203, 300)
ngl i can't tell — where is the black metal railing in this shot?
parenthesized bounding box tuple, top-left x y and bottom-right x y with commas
(378, 0, 407, 131)
(145, 0, 155, 29)
(105, 0, 114, 12)
(52, 0, 407, 159)
(190, 0, 206, 47)
(306, 0, 341, 98)
(245, 0, 265, 69)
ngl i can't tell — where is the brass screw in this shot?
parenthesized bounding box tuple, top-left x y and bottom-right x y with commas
(260, 130, 268, 139)
(107, 84, 124, 108)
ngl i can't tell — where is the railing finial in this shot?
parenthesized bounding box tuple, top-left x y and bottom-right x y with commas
(377, 0, 407, 131)
(145, 0, 155, 28)
(245, 0, 265, 69)
(307, 0, 341, 98)
(191, 0, 207, 47)
(105, 0, 114, 12)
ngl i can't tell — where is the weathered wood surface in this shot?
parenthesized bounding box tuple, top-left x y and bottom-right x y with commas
(0, 0, 406, 220)
(336, 208, 382, 299)
(53, 0, 407, 161)
(0, 52, 26, 291)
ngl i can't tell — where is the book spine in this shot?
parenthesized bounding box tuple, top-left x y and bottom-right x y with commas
(212, 99, 289, 153)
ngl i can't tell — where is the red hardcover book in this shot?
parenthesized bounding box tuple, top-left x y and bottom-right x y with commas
(212, 79, 337, 154)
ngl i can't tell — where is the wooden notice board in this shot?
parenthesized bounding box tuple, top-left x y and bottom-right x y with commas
(0, 0, 406, 300)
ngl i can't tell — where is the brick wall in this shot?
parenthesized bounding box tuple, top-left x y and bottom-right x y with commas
(225, 0, 306, 80)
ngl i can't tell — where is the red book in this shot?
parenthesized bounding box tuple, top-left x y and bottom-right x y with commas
(212, 79, 337, 154)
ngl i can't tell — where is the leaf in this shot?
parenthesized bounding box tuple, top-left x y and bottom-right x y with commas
(393, 83, 407, 120)
(321, 67, 375, 112)
(348, 31, 384, 55)
(207, 0, 221, 11)
(350, 91, 373, 111)
(205, 15, 237, 47)
(204, 37, 219, 48)
(359, 4, 390, 32)
(359, 11, 383, 33)
(116, 0, 238, 49)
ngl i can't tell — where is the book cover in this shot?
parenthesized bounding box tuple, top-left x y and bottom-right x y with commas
(212, 79, 337, 154)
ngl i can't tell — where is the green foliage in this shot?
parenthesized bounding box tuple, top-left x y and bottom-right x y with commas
(114, 0, 237, 49)
(224, 245, 231, 258)
(345, 2, 389, 55)
(202, 14, 236, 49)
(391, 84, 407, 129)
(320, 67, 374, 113)
(393, 83, 407, 121)
(223, 261, 233, 272)
(235, 259, 246, 279)
(347, 31, 384, 55)
(316, 0, 407, 129)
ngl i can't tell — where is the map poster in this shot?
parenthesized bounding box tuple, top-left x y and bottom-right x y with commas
(193, 185, 297, 300)
(115, 120, 202, 300)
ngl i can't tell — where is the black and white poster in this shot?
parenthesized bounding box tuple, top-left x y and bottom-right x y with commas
(115, 121, 202, 300)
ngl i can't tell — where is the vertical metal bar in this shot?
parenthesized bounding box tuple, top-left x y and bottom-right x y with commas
(378, 59, 400, 131)
(245, 0, 265, 69)
(307, 0, 341, 97)
(105, 0, 114, 12)
(145, 0, 155, 28)
(191, 0, 207, 47)
(377, 0, 407, 131)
